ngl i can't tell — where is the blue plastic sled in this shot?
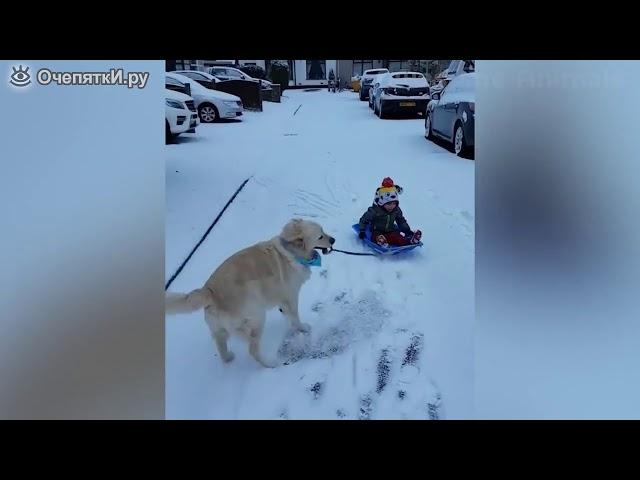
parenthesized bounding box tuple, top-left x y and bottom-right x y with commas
(351, 224, 423, 256)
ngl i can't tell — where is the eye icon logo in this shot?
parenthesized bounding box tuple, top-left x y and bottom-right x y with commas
(10, 65, 31, 87)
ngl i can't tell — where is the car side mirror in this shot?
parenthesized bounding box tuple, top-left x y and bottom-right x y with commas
(432, 92, 440, 101)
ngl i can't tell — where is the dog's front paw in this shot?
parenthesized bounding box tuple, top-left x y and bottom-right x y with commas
(297, 323, 311, 333)
(263, 359, 279, 368)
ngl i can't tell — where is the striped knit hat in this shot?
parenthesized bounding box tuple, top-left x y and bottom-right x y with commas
(374, 177, 403, 206)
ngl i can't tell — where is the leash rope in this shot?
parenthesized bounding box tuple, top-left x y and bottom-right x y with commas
(328, 247, 376, 257)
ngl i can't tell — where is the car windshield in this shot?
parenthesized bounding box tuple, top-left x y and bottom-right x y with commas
(181, 72, 203, 79)
(168, 74, 206, 94)
(166, 77, 185, 88)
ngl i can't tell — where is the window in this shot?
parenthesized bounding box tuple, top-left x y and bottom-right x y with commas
(306, 60, 326, 80)
(288, 60, 295, 81)
(440, 79, 457, 100)
(388, 60, 409, 72)
(353, 60, 374, 76)
(392, 73, 423, 79)
(174, 60, 188, 70)
(181, 71, 205, 80)
(165, 77, 189, 96)
(227, 69, 243, 79)
(265, 60, 295, 82)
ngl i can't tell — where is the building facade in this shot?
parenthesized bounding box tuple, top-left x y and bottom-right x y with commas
(338, 60, 453, 81)
(166, 59, 453, 86)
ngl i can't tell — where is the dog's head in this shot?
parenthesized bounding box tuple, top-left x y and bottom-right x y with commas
(281, 219, 335, 258)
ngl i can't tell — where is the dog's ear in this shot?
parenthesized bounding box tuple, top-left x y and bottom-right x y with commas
(282, 219, 311, 252)
(281, 219, 304, 243)
(293, 236, 306, 251)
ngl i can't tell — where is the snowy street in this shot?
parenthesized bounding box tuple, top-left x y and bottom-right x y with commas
(165, 89, 474, 419)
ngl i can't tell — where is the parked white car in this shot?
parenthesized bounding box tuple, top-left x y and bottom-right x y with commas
(165, 88, 199, 143)
(208, 66, 273, 89)
(166, 72, 243, 123)
(359, 68, 389, 101)
(172, 70, 220, 90)
(372, 71, 430, 119)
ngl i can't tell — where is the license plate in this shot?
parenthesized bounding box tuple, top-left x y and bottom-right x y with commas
(399, 102, 416, 107)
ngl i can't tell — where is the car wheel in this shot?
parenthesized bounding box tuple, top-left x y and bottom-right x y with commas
(369, 97, 373, 109)
(198, 103, 219, 123)
(379, 100, 385, 119)
(425, 113, 433, 140)
(359, 89, 366, 101)
(453, 122, 467, 157)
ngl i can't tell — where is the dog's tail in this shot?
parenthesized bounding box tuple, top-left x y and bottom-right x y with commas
(165, 288, 214, 315)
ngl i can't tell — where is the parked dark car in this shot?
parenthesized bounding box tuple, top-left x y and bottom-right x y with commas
(425, 73, 475, 158)
(172, 70, 220, 90)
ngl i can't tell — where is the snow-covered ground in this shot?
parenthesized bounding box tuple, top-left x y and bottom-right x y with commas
(165, 89, 474, 419)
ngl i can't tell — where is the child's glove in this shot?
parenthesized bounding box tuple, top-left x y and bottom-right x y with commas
(358, 231, 366, 239)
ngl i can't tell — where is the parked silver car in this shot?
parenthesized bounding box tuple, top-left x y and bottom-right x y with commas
(359, 68, 389, 101)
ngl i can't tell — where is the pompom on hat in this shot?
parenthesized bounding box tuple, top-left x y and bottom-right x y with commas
(374, 177, 403, 206)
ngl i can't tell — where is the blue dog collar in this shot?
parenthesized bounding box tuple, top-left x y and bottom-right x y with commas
(296, 250, 321, 267)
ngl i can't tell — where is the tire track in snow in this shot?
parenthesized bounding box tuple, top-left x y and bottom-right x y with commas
(324, 173, 339, 204)
(294, 191, 336, 215)
(296, 189, 340, 209)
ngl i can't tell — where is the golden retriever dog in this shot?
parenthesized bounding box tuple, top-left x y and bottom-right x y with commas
(166, 219, 335, 368)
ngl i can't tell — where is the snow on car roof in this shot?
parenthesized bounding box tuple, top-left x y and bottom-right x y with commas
(379, 72, 428, 87)
(174, 70, 219, 81)
(440, 73, 475, 103)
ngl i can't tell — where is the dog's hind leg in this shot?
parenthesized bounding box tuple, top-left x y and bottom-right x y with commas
(205, 308, 234, 363)
(246, 315, 277, 368)
(214, 329, 234, 363)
